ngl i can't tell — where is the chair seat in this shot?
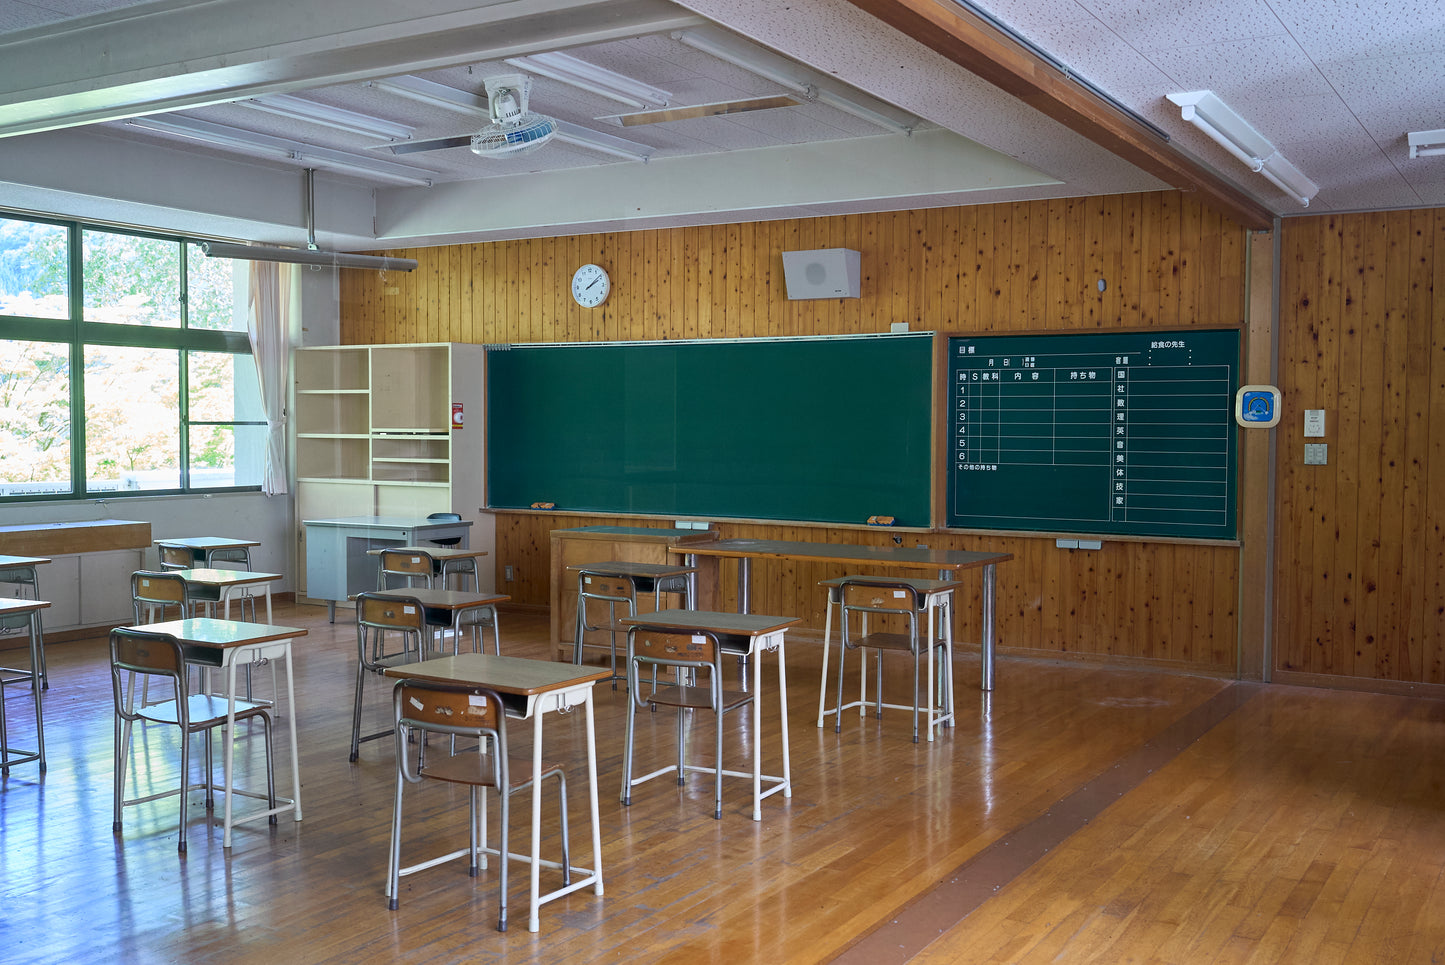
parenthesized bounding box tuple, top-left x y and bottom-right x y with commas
(646, 683, 751, 713)
(134, 693, 270, 727)
(849, 630, 927, 654)
(421, 753, 564, 790)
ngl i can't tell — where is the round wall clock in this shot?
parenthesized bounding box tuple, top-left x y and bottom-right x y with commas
(571, 263, 610, 307)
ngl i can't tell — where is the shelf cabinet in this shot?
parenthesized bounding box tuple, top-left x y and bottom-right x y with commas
(294, 342, 490, 596)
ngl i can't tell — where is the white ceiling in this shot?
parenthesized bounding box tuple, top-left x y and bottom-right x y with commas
(0, 0, 1440, 251)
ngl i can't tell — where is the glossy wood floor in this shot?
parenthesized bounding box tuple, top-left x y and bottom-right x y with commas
(2, 602, 1443, 963)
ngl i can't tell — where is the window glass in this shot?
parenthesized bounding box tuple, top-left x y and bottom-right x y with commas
(0, 339, 71, 495)
(187, 243, 244, 332)
(0, 218, 68, 320)
(82, 229, 181, 327)
(84, 345, 180, 492)
(187, 351, 265, 489)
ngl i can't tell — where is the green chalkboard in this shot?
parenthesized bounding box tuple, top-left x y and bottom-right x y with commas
(946, 329, 1240, 540)
(487, 335, 933, 526)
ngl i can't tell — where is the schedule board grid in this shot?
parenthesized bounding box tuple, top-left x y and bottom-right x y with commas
(946, 330, 1240, 540)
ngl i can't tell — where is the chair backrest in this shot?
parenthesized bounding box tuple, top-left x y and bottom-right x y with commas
(110, 627, 188, 719)
(157, 544, 191, 569)
(132, 571, 190, 622)
(393, 679, 507, 783)
(356, 593, 427, 632)
(578, 573, 635, 631)
(379, 550, 434, 579)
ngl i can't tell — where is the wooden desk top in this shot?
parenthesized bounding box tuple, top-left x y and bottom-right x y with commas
(128, 617, 306, 649)
(366, 546, 490, 561)
(384, 653, 610, 695)
(0, 518, 150, 556)
(155, 536, 261, 551)
(673, 538, 1013, 571)
(370, 588, 510, 611)
(565, 560, 697, 578)
(173, 568, 282, 587)
(0, 598, 51, 616)
(619, 608, 801, 637)
(0, 555, 51, 568)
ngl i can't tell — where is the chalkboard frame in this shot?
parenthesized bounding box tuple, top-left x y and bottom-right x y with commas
(486, 333, 935, 527)
(943, 327, 1242, 543)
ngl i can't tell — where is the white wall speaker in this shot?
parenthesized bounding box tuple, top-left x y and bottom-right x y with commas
(781, 248, 861, 299)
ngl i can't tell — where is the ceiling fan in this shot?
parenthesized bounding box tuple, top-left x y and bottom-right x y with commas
(392, 73, 560, 158)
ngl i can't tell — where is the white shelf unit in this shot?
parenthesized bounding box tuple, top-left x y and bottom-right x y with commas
(294, 342, 490, 595)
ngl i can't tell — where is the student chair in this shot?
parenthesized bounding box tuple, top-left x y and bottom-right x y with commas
(110, 626, 275, 853)
(387, 679, 570, 931)
(350, 592, 430, 762)
(830, 577, 956, 743)
(621, 626, 754, 819)
(378, 549, 435, 590)
(573, 572, 636, 689)
(0, 561, 46, 689)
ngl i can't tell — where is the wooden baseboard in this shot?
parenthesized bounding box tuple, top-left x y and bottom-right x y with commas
(1270, 669, 1445, 700)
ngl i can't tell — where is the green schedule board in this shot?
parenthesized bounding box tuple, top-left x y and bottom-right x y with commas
(488, 334, 933, 526)
(946, 329, 1240, 540)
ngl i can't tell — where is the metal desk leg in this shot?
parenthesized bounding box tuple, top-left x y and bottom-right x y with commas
(981, 563, 997, 692)
(737, 558, 751, 614)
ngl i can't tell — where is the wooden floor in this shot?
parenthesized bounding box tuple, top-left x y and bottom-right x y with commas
(2, 602, 1443, 963)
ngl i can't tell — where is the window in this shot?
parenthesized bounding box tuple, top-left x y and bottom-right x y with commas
(0, 213, 263, 500)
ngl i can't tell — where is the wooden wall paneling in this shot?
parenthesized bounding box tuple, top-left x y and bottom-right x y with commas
(1120, 193, 1144, 324)
(1401, 211, 1435, 681)
(1274, 218, 1309, 673)
(1377, 211, 1414, 674)
(1356, 214, 1390, 677)
(1336, 214, 1367, 677)
(1429, 211, 1445, 683)
(1082, 197, 1106, 327)
(1310, 216, 1345, 675)
(1099, 195, 1122, 326)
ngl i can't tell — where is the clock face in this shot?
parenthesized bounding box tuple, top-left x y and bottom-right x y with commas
(571, 263, 610, 307)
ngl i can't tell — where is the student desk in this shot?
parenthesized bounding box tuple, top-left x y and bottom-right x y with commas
(170, 568, 282, 623)
(384, 653, 609, 932)
(370, 587, 509, 655)
(0, 597, 48, 773)
(137, 617, 307, 848)
(0, 555, 50, 688)
(367, 545, 490, 591)
(155, 536, 260, 568)
(619, 608, 800, 821)
(672, 538, 1013, 691)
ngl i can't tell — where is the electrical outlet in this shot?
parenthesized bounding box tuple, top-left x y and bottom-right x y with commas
(504, 565, 515, 581)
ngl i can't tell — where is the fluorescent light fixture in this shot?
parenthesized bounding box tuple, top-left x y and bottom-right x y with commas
(237, 94, 415, 141)
(1166, 90, 1317, 207)
(671, 26, 917, 136)
(199, 241, 417, 272)
(1408, 129, 1445, 158)
(367, 77, 489, 116)
(123, 115, 434, 186)
(554, 120, 652, 161)
(505, 52, 672, 110)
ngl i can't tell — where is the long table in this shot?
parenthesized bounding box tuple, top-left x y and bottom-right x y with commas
(671, 538, 1013, 691)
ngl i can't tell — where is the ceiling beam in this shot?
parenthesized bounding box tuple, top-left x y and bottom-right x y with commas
(841, 0, 1275, 230)
(0, 0, 703, 138)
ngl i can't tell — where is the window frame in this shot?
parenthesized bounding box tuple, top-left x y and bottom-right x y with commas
(0, 212, 265, 502)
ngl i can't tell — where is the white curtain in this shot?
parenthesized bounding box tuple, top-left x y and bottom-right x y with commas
(246, 261, 292, 495)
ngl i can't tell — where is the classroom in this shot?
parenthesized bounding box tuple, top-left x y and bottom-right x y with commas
(1, 0, 1443, 962)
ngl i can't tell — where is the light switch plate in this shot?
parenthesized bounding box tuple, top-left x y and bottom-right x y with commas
(1304, 443, 1328, 465)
